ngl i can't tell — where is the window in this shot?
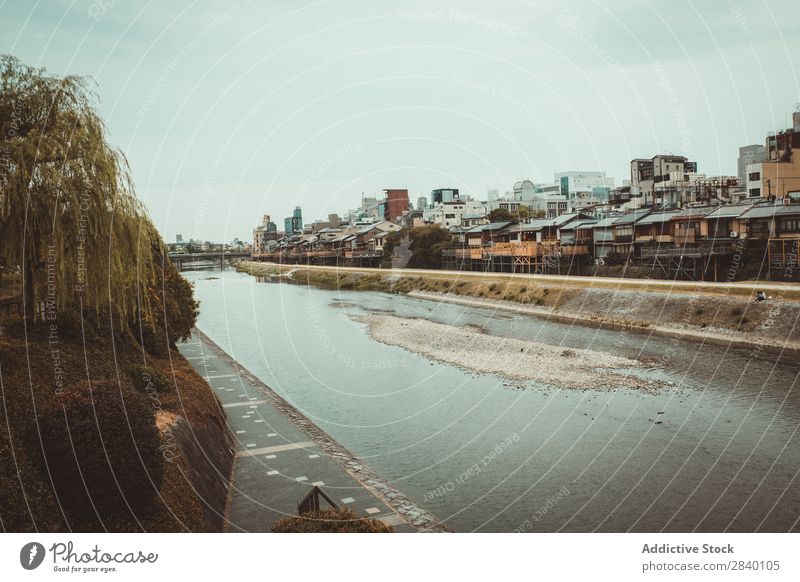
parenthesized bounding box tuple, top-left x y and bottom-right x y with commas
(749, 188, 761, 197)
(780, 219, 800, 233)
(750, 220, 769, 238)
(748, 171, 761, 181)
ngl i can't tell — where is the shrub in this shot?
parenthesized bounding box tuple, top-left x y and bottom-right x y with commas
(272, 508, 393, 533)
(38, 380, 164, 522)
(139, 324, 170, 358)
(129, 363, 171, 393)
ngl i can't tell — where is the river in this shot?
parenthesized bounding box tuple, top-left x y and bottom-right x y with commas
(183, 268, 800, 532)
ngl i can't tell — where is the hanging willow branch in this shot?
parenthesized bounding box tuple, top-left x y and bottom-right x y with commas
(0, 55, 172, 334)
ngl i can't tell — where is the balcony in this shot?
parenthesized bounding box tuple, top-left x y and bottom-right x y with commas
(560, 245, 590, 256)
(640, 244, 731, 258)
(487, 242, 556, 257)
(443, 248, 483, 260)
(674, 230, 697, 245)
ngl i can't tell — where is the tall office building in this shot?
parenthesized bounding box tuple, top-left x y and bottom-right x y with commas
(431, 188, 459, 205)
(283, 206, 303, 236)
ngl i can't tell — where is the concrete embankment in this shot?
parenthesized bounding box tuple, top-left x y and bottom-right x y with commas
(236, 261, 800, 356)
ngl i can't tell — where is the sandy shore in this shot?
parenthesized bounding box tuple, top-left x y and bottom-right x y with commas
(352, 314, 662, 391)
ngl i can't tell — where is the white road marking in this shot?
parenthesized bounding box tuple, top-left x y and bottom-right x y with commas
(235, 441, 316, 458)
(223, 400, 268, 409)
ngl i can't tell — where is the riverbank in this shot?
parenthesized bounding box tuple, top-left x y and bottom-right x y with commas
(236, 261, 800, 355)
(0, 315, 234, 532)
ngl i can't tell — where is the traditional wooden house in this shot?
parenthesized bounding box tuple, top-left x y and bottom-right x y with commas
(636, 206, 732, 280)
(557, 219, 597, 257)
(370, 231, 389, 254)
(610, 209, 651, 257)
(464, 222, 512, 247)
(738, 202, 800, 268)
(670, 206, 717, 247)
(591, 215, 619, 260)
(704, 202, 757, 240)
(632, 210, 678, 247)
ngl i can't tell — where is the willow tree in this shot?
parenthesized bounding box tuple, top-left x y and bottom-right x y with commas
(0, 55, 177, 335)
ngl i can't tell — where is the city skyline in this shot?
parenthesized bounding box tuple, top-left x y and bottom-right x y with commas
(2, 0, 798, 242)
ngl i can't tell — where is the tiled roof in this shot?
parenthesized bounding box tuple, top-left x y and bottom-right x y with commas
(739, 203, 800, 219)
(591, 215, 621, 228)
(612, 209, 651, 225)
(635, 211, 680, 225)
(560, 219, 598, 230)
(705, 202, 759, 219)
(670, 206, 719, 220)
(467, 221, 512, 233)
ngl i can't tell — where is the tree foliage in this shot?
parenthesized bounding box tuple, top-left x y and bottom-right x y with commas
(407, 225, 452, 269)
(487, 208, 513, 223)
(272, 508, 394, 533)
(382, 228, 405, 259)
(0, 55, 195, 339)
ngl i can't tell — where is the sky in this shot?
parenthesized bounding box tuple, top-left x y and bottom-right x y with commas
(2, 0, 799, 242)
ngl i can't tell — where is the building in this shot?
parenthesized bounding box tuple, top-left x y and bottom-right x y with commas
(738, 144, 767, 188)
(630, 155, 698, 208)
(482, 199, 523, 214)
(252, 214, 279, 255)
(555, 171, 614, 200)
(747, 111, 800, 201)
(417, 196, 428, 211)
(384, 189, 409, 222)
(423, 199, 486, 230)
(283, 206, 303, 237)
(431, 188, 459, 205)
(512, 180, 536, 201)
(545, 195, 569, 218)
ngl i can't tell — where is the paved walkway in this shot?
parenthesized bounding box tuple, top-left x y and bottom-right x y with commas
(179, 330, 416, 532)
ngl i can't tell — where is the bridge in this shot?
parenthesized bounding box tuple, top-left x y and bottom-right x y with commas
(169, 252, 251, 271)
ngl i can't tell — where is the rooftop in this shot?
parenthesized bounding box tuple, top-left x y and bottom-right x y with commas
(467, 221, 513, 233)
(635, 210, 680, 225)
(740, 202, 800, 219)
(612, 209, 651, 225)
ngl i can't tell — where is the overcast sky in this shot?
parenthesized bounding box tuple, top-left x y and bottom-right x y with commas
(2, 0, 799, 242)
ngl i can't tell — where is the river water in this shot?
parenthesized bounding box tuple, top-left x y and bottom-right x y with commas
(183, 268, 800, 532)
